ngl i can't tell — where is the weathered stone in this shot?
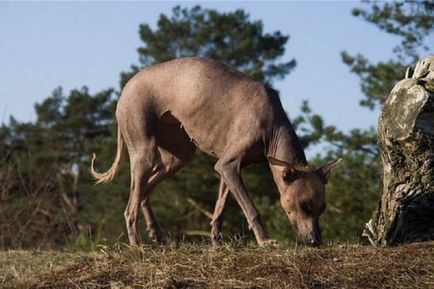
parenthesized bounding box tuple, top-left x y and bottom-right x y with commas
(364, 55, 434, 246)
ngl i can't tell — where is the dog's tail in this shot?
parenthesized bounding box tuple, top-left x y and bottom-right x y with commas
(91, 125, 124, 184)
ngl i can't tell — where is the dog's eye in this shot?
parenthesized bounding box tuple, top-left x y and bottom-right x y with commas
(283, 171, 299, 183)
(300, 202, 312, 213)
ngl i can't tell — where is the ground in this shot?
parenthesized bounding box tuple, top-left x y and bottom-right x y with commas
(1, 241, 434, 289)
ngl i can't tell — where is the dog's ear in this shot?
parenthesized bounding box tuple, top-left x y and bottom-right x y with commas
(268, 156, 297, 182)
(317, 158, 342, 183)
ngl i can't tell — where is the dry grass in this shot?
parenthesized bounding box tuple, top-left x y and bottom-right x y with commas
(1, 241, 434, 289)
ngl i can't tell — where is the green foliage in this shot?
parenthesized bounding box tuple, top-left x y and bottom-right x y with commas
(293, 100, 378, 157)
(0, 87, 118, 248)
(341, 53, 405, 109)
(342, 1, 434, 109)
(352, 1, 434, 58)
(120, 5, 295, 88)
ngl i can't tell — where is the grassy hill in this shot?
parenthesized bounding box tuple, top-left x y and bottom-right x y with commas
(2, 241, 434, 289)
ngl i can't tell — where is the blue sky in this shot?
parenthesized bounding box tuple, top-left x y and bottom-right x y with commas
(1, 1, 401, 134)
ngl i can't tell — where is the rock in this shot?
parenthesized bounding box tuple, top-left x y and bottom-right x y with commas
(363, 55, 434, 246)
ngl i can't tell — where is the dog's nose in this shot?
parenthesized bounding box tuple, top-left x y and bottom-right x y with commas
(310, 238, 321, 247)
(309, 232, 322, 247)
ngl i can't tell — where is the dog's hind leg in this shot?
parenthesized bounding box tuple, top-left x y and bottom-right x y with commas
(140, 122, 196, 244)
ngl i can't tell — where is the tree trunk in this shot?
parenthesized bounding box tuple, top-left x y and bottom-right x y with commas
(364, 55, 434, 246)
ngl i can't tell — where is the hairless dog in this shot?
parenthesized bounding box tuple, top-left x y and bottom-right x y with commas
(91, 57, 341, 247)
